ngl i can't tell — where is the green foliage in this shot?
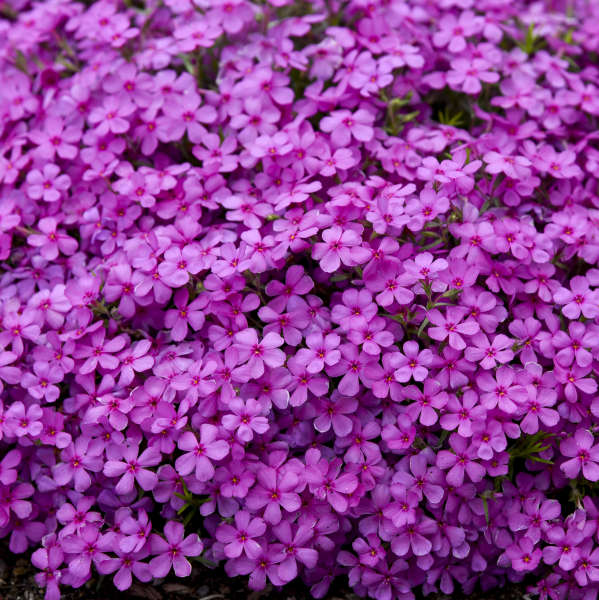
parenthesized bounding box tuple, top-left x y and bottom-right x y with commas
(517, 22, 546, 55)
(508, 431, 555, 479)
(437, 106, 464, 127)
(175, 482, 210, 527)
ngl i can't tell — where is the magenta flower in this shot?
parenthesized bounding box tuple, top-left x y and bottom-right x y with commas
(99, 548, 151, 591)
(21, 362, 63, 402)
(164, 289, 208, 341)
(103, 264, 138, 318)
(62, 526, 111, 579)
(403, 380, 448, 426)
(26, 164, 71, 203)
(88, 96, 136, 135)
(158, 245, 204, 287)
(5, 401, 43, 438)
(216, 510, 266, 558)
(29, 117, 80, 160)
(509, 497, 561, 544)
(394, 341, 433, 383)
(555, 364, 597, 403)
(391, 516, 437, 557)
(427, 307, 480, 350)
(436, 433, 486, 486)
(477, 366, 527, 414)
(553, 322, 598, 368)
(273, 521, 319, 583)
(542, 526, 584, 571)
(326, 343, 378, 396)
(554, 276, 599, 319)
(520, 390, 559, 435)
(305, 450, 358, 513)
(446, 57, 499, 94)
(117, 340, 155, 386)
(175, 424, 229, 481)
(352, 534, 386, 567)
(28, 217, 78, 260)
(52, 436, 104, 492)
(505, 537, 542, 572)
(149, 521, 203, 578)
(464, 333, 514, 370)
(560, 429, 599, 481)
(74, 329, 128, 375)
(103, 445, 161, 495)
(483, 151, 532, 180)
(312, 226, 371, 273)
(313, 395, 358, 436)
(264, 265, 313, 306)
(31, 544, 63, 600)
(573, 540, 599, 586)
(226, 544, 285, 591)
(331, 288, 378, 331)
(221, 397, 269, 442)
(294, 331, 341, 374)
(320, 109, 375, 146)
(245, 466, 301, 524)
(232, 328, 285, 380)
(536, 144, 583, 179)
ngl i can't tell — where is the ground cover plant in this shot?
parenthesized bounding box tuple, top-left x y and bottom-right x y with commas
(1, 0, 599, 599)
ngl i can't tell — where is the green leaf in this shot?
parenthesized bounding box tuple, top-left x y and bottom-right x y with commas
(417, 317, 429, 338)
(438, 107, 464, 127)
(518, 22, 543, 55)
(482, 496, 490, 526)
(14, 49, 28, 75)
(178, 53, 195, 75)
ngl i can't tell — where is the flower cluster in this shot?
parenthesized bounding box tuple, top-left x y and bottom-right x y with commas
(1, 0, 599, 600)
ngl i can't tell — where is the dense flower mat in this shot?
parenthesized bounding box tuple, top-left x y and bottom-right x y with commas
(1, 0, 599, 598)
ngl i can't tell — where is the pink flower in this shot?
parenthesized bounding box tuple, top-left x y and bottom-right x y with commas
(5, 401, 43, 438)
(164, 289, 208, 341)
(536, 144, 583, 179)
(295, 331, 341, 374)
(216, 510, 266, 558)
(29, 117, 80, 160)
(394, 341, 433, 382)
(436, 433, 486, 486)
(464, 333, 514, 369)
(477, 366, 528, 414)
(427, 307, 480, 350)
(88, 96, 136, 135)
(21, 362, 63, 402)
(320, 109, 375, 147)
(232, 328, 285, 380)
(149, 521, 203, 578)
(158, 245, 204, 287)
(176, 425, 228, 483)
(561, 429, 599, 481)
(221, 397, 269, 442)
(73, 329, 128, 375)
(433, 11, 483, 53)
(103, 445, 161, 495)
(554, 276, 599, 319)
(446, 58, 499, 94)
(26, 164, 71, 203)
(312, 226, 371, 273)
(28, 217, 78, 260)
